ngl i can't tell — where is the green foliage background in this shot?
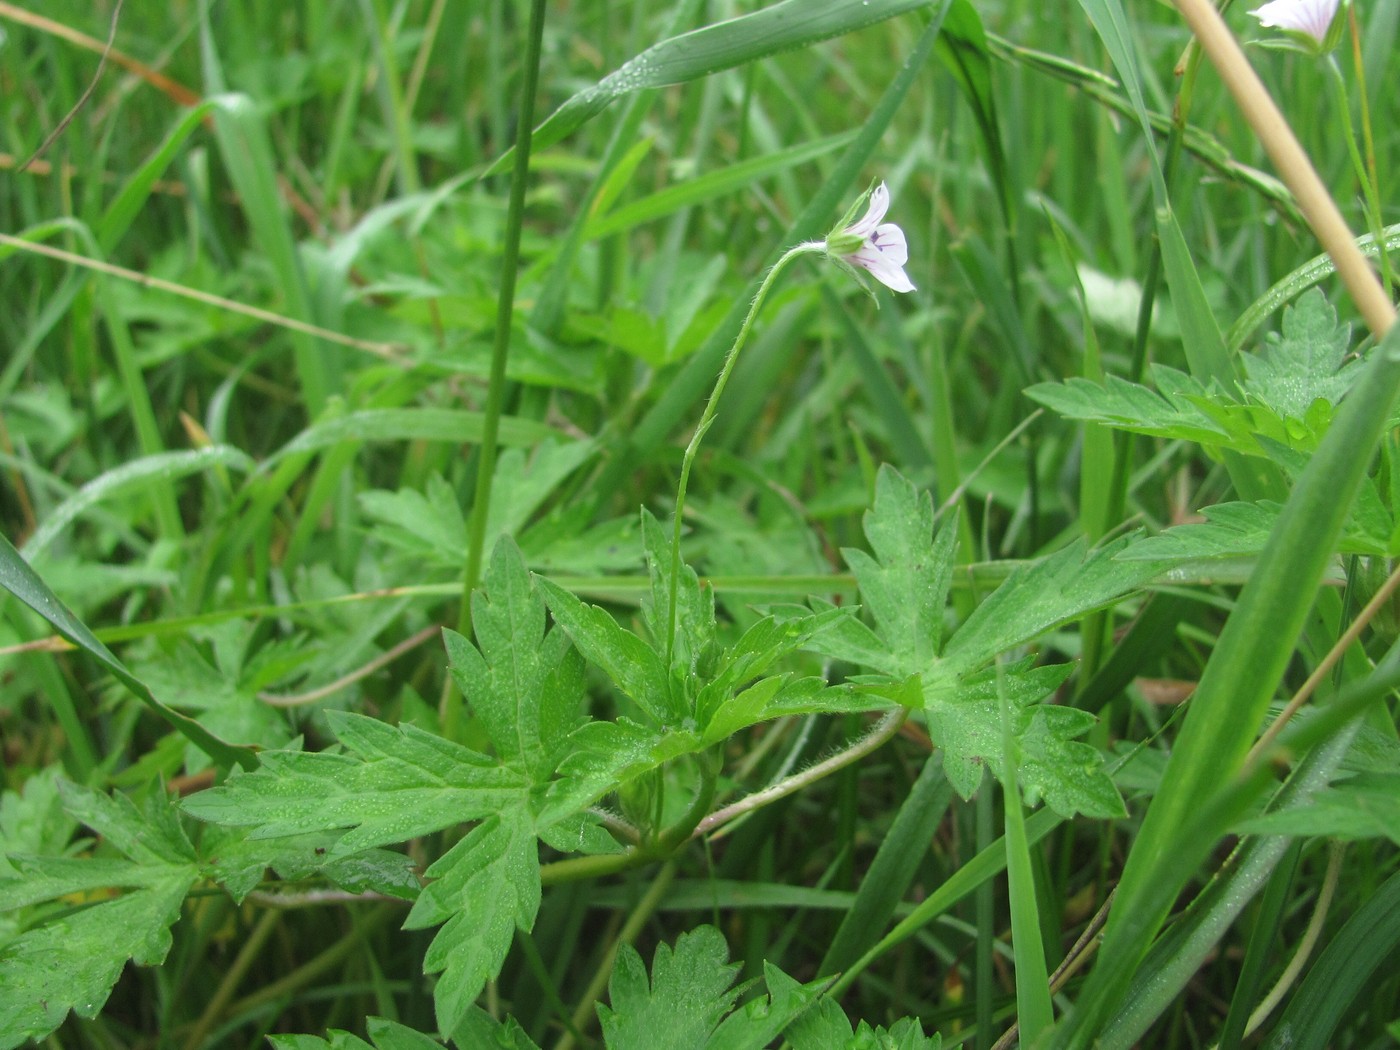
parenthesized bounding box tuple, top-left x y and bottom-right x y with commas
(2, 0, 1399, 1047)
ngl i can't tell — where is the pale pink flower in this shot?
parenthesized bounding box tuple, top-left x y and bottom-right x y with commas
(1250, 0, 1342, 46)
(824, 182, 915, 294)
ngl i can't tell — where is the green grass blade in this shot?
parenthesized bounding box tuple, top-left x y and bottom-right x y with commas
(1217, 842, 1301, 1049)
(935, 1, 1014, 234)
(490, 0, 940, 174)
(97, 101, 219, 253)
(818, 753, 954, 975)
(263, 408, 563, 468)
(23, 447, 254, 560)
(0, 533, 258, 772)
(199, 17, 337, 415)
(1074, 0, 1235, 391)
(829, 805, 1063, 998)
(584, 132, 856, 241)
(1097, 659, 1400, 1047)
(1262, 867, 1400, 1048)
(1059, 320, 1400, 1046)
(1000, 668, 1054, 1044)
(1227, 221, 1400, 352)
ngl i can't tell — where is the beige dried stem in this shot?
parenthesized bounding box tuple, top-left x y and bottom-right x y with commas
(1170, 0, 1395, 338)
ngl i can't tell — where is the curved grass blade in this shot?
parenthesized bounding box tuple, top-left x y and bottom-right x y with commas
(1096, 656, 1400, 1047)
(818, 753, 954, 975)
(1057, 320, 1400, 1047)
(936, 1, 1014, 232)
(23, 447, 255, 560)
(487, 0, 939, 176)
(1228, 220, 1400, 351)
(0, 534, 258, 772)
(263, 408, 562, 469)
(583, 132, 857, 242)
(1263, 867, 1400, 1048)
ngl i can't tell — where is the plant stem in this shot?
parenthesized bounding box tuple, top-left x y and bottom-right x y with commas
(666, 242, 824, 668)
(182, 907, 281, 1050)
(459, 0, 548, 630)
(691, 708, 908, 839)
(1346, 5, 1393, 296)
(1326, 54, 1395, 298)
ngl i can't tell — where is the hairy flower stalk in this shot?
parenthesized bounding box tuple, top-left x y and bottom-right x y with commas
(666, 182, 914, 669)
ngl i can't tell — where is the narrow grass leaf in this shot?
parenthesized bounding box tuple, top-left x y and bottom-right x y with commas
(493, 0, 940, 172)
(0, 533, 258, 772)
(97, 101, 218, 253)
(830, 806, 1063, 997)
(936, 1, 1014, 231)
(1065, 321, 1400, 1045)
(819, 752, 954, 975)
(23, 447, 254, 559)
(585, 132, 857, 241)
(1228, 221, 1400, 352)
(1263, 868, 1400, 1049)
(264, 408, 561, 468)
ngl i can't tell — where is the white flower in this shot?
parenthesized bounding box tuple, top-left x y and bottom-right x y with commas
(1250, 0, 1343, 49)
(824, 182, 915, 294)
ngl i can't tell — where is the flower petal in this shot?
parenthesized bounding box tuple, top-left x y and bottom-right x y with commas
(846, 182, 891, 239)
(870, 223, 908, 267)
(850, 243, 915, 293)
(1250, 0, 1339, 41)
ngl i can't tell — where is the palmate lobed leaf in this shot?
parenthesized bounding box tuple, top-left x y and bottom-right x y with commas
(840, 465, 955, 678)
(693, 607, 855, 727)
(534, 575, 675, 723)
(926, 664, 1064, 793)
(1029, 291, 1366, 464)
(182, 713, 543, 1035)
(1027, 365, 1323, 458)
(201, 824, 420, 905)
(598, 926, 742, 1047)
(181, 712, 530, 853)
(1119, 498, 1393, 561)
(787, 998, 942, 1050)
(639, 509, 718, 695)
(929, 532, 1165, 693)
(0, 782, 199, 1049)
(269, 1016, 447, 1050)
(548, 719, 704, 817)
(819, 467, 1142, 816)
(923, 663, 1124, 817)
(1024, 367, 1229, 446)
(447, 539, 585, 779)
(131, 625, 298, 771)
(0, 876, 194, 1050)
(181, 547, 599, 1033)
(456, 926, 824, 1049)
(1239, 288, 1356, 419)
(410, 807, 541, 1036)
(358, 476, 467, 570)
